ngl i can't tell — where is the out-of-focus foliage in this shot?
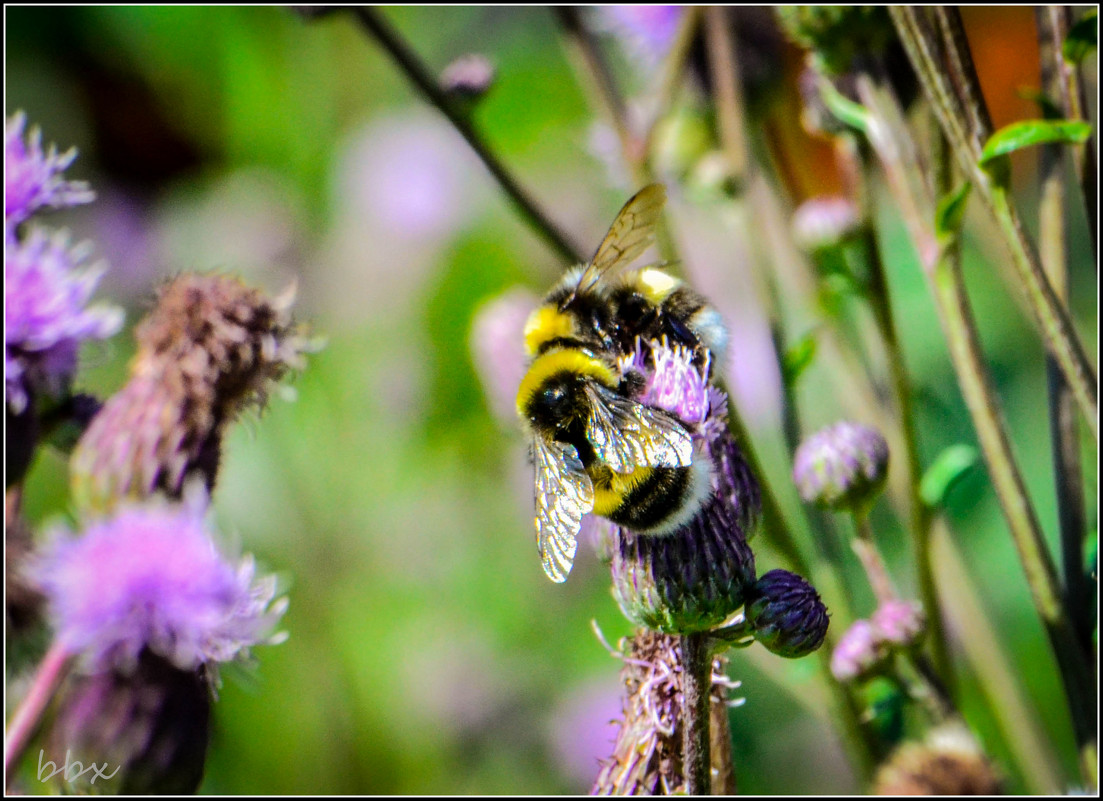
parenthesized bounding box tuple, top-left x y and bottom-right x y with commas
(5, 6, 1096, 795)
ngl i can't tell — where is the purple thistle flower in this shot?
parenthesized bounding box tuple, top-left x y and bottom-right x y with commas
(793, 421, 890, 513)
(870, 599, 927, 648)
(34, 496, 287, 675)
(609, 338, 759, 634)
(621, 338, 712, 425)
(5, 227, 123, 413)
(6, 112, 94, 230)
(596, 6, 685, 68)
(830, 618, 889, 683)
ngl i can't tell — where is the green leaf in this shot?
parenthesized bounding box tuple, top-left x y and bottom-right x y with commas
(1064, 11, 1097, 64)
(979, 119, 1093, 165)
(935, 183, 971, 239)
(920, 444, 980, 508)
(816, 76, 870, 133)
(782, 332, 818, 388)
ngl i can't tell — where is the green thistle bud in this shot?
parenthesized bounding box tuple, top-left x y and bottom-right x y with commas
(744, 569, 830, 658)
(793, 421, 889, 514)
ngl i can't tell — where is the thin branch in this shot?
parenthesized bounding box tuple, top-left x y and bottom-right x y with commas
(350, 7, 586, 265)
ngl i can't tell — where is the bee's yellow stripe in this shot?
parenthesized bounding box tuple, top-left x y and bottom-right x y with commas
(635, 267, 680, 305)
(523, 305, 577, 356)
(516, 349, 616, 416)
(592, 466, 653, 515)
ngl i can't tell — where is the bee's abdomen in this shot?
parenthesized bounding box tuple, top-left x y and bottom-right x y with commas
(594, 458, 713, 536)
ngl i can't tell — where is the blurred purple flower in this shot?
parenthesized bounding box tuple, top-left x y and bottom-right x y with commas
(595, 6, 684, 67)
(547, 677, 623, 789)
(830, 618, 887, 682)
(5, 228, 123, 412)
(337, 115, 475, 241)
(6, 112, 94, 230)
(870, 599, 926, 648)
(470, 287, 538, 425)
(34, 496, 287, 674)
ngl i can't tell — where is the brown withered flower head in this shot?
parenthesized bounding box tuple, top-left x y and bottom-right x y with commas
(69, 273, 309, 516)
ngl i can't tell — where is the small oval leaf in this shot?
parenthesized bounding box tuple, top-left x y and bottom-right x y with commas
(782, 332, 818, 388)
(979, 119, 1093, 165)
(920, 444, 980, 508)
(935, 184, 971, 239)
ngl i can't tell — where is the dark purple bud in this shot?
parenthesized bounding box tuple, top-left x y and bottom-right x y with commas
(745, 568, 830, 658)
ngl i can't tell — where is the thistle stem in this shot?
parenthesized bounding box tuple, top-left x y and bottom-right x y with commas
(4, 641, 72, 785)
(680, 632, 712, 796)
(860, 179, 951, 685)
(350, 7, 586, 265)
(852, 512, 897, 606)
(1036, 4, 1092, 659)
(890, 6, 1098, 441)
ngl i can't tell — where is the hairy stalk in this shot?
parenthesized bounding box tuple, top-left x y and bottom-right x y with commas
(4, 642, 72, 784)
(890, 7, 1098, 441)
(1036, 6, 1092, 658)
(681, 633, 712, 795)
(350, 7, 585, 265)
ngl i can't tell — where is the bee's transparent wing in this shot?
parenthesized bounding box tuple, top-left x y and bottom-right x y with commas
(583, 383, 693, 474)
(532, 437, 595, 582)
(575, 184, 666, 296)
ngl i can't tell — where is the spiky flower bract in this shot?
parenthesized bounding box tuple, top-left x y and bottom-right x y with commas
(745, 568, 830, 658)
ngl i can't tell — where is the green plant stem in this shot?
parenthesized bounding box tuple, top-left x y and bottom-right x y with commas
(845, 37, 1094, 783)
(1036, 6, 1092, 659)
(350, 7, 585, 265)
(680, 632, 712, 795)
(861, 203, 952, 686)
(704, 5, 747, 186)
(890, 6, 1098, 442)
(4, 641, 71, 785)
(932, 520, 1065, 793)
(928, 143, 1096, 787)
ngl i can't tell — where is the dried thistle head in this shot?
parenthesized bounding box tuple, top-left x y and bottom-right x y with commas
(872, 722, 1004, 795)
(70, 272, 310, 515)
(592, 629, 739, 795)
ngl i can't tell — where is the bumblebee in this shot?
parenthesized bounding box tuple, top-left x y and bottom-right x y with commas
(516, 184, 727, 582)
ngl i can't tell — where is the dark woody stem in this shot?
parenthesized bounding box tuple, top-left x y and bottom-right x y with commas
(681, 632, 712, 795)
(350, 7, 586, 265)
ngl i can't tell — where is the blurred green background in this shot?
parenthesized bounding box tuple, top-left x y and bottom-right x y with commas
(6, 6, 1096, 794)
